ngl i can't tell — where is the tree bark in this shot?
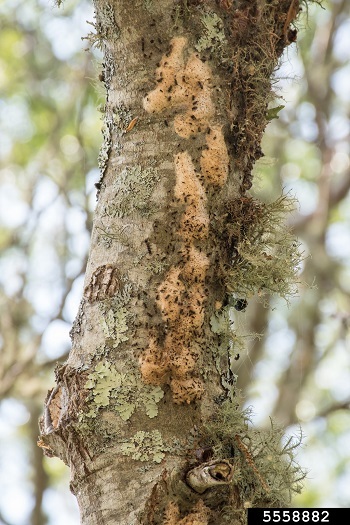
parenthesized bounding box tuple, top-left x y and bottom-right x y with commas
(39, 1, 308, 523)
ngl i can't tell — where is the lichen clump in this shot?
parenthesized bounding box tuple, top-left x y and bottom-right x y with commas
(120, 430, 166, 463)
(84, 361, 164, 421)
(199, 401, 306, 509)
(213, 195, 302, 301)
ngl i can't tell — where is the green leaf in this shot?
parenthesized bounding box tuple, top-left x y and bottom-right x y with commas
(267, 105, 285, 121)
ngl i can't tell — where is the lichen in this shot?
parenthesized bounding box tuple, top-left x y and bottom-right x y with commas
(198, 400, 306, 508)
(107, 165, 160, 219)
(195, 12, 227, 56)
(85, 361, 164, 420)
(112, 103, 133, 131)
(97, 281, 133, 348)
(120, 430, 166, 463)
(214, 195, 303, 302)
(97, 122, 111, 181)
(84, 3, 119, 50)
(209, 306, 242, 400)
(100, 307, 129, 347)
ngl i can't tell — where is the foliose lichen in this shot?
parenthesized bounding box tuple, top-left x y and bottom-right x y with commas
(99, 306, 129, 348)
(97, 282, 133, 348)
(112, 103, 133, 131)
(97, 122, 112, 180)
(195, 12, 227, 55)
(85, 361, 164, 420)
(110, 165, 160, 219)
(120, 430, 167, 463)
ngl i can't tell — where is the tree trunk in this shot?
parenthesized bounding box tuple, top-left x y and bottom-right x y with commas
(39, 1, 308, 523)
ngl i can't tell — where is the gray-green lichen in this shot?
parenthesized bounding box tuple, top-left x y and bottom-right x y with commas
(84, 3, 119, 50)
(226, 195, 302, 301)
(98, 282, 133, 347)
(97, 122, 112, 180)
(143, 0, 154, 12)
(120, 430, 166, 463)
(210, 306, 241, 400)
(111, 165, 160, 219)
(112, 104, 132, 131)
(100, 306, 129, 347)
(195, 12, 227, 55)
(85, 361, 164, 420)
(200, 401, 306, 507)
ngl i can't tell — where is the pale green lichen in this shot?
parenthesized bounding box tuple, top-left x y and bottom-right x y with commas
(96, 223, 133, 249)
(120, 430, 166, 463)
(143, 0, 154, 12)
(100, 307, 129, 348)
(84, 4, 119, 50)
(226, 195, 303, 302)
(97, 122, 112, 180)
(201, 401, 306, 508)
(195, 12, 227, 54)
(112, 104, 132, 131)
(111, 165, 160, 219)
(210, 306, 241, 400)
(85, 361, 164, 420)
(98, 282, 133, 347)
(144, 258, 169, 275)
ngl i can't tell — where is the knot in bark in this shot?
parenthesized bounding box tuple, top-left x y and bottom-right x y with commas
(186, 459, 234, 494)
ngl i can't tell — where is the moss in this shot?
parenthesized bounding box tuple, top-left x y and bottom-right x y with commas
(120, 430, 167, 463)
(85, 361, 164, 421)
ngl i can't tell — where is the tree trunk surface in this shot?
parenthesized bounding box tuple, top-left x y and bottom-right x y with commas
(39, 1, 305, 523)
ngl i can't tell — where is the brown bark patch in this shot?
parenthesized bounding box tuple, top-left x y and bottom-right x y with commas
(84, 264, 121, 302)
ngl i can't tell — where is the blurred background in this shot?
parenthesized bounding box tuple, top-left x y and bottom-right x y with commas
(0, 0, 349, 523)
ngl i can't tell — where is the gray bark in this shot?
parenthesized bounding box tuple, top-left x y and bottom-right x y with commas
(39, 1, 307, 523)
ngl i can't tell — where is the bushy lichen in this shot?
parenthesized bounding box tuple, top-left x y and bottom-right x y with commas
(84, 3, 119, 50)
(214, 195, 303, 303)
(120, 430, 167, 463)
(199, 400, 306, 508)
(85, 361, 164, 420)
